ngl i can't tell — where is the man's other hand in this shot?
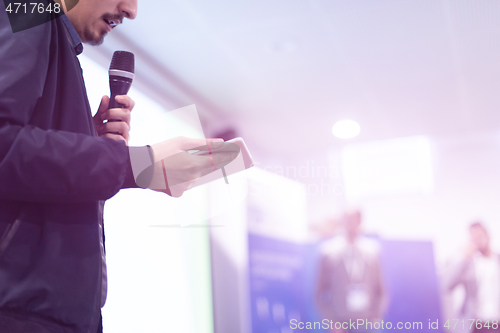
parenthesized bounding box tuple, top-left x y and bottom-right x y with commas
(93, 95, 135, 145)
(149, 137, 239, 197)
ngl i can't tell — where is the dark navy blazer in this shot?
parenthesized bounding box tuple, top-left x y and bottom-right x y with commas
(0, 7, 137, 333)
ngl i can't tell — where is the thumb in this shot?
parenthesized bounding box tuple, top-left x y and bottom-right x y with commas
(177, 137, 224, 151)
(94, 96, 110, 121)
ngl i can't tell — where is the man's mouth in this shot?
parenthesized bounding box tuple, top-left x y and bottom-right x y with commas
(103, 18, 120, 29)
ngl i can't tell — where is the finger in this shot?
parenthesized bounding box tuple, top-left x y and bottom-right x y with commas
(177, 137, 224, 151)
(157, 153, 209, 187)
(169, 186, 184, 198)
(210, 151, 239, 171)
(150, 137, 225, 164)
(94, 96, 110, 124)
(207, 138, 224, 145)
(102, 133, 128, 145)
(170, 179, 198, 198)
(193, 139, 226, 152)
(114, 95, 135, 111)
(171, 151, 239, 184)
(210, 143, 240, 167)
(102, 122, 130, 141)
(101, 108, 131, 124)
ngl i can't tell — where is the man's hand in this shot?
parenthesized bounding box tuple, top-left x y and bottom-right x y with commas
(148, 137, 239, 197)
(93, 95, 135, 145)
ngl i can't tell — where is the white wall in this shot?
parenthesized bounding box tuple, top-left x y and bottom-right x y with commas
(341, 131, 500, 263)
(78, 54, 214, 333)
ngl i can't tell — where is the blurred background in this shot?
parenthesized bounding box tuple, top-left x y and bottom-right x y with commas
(79, 0, 500, 332)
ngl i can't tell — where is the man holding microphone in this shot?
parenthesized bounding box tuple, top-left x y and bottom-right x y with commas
(0, 0, 236, 332)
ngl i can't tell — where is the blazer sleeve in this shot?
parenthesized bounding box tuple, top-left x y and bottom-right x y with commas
(0, 12, 138, 203)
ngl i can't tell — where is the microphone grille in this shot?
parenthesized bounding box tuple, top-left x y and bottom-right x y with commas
(109, 51, 134, 73)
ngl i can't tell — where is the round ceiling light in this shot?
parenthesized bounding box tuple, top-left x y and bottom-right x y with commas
(332, 119, 360, 139)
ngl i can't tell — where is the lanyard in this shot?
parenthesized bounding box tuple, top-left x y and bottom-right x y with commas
(342, 244, 366, 282)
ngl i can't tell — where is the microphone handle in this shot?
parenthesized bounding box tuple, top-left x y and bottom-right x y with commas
(107, 77, 133, 136)
(109, 93, 125, 109)
(109, 76, 132, 109)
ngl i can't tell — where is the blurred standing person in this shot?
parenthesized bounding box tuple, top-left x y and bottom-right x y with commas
(315, 209, 387, 333)
(447, 222, 500, 333)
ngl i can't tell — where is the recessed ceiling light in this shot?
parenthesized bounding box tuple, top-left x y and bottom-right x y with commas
(332, 120, 360, 139)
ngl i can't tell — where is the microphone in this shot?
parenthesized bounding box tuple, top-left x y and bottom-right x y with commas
(108, 50, 135, 109)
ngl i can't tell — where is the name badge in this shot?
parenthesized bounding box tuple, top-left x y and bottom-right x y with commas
(346, 285, 370, 312)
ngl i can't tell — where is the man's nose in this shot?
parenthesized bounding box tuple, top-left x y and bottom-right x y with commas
(118, 0, 137, 20)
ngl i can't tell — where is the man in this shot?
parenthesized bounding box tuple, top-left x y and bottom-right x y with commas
(447, 222, 500, 333)
(315, 209, 387, 333)
(0, 0, 236, 332)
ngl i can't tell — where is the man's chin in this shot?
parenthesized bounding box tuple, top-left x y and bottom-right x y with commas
(84, 30, 107, 46)
(88, 38, 105, 46)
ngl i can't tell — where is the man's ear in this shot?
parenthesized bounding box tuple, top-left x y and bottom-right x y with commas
(64, 0, 80, 12)
(54, 0, 67, 13)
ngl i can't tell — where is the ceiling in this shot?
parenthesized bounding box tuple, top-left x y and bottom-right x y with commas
(84, 0, 500, 166)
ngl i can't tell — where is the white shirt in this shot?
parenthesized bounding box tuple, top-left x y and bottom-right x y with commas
(474, 254, 500, 321)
